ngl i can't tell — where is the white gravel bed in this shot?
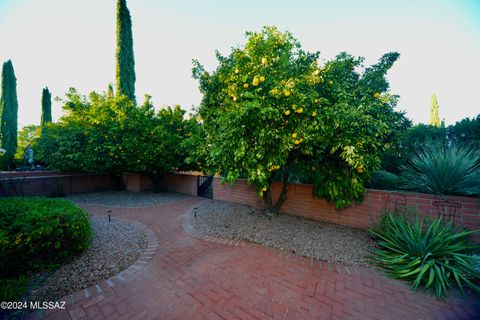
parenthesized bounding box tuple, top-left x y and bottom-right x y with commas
(67, 191, 190, 207)
(191, 200, 374, 266)
(26, 215, 147, 302)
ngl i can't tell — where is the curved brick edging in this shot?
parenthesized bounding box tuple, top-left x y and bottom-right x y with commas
(65, 217, 159, 303)
(27, 217, 159, 320)
(182, 206, 383, 280)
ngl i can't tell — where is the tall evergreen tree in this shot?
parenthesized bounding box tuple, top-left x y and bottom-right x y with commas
(429, 93, 441, 127)
(107, 83, 114, 98)
(41, 87, 52, 126)
(115, 0, 136, 102)
(0, 60, 19, 170)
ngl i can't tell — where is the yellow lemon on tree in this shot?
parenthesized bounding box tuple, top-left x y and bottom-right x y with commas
(262, 186, 267, 192)
(294, 139, 301, 145)
(235, 69, 239, 74)
(259, 76, 265, 83)
(312, 111, 317, 117)
(261, 57, 268, 65)
(284, 91, 291, 97)
(314, 99, 319, 103)
(243, 83, 249, 88)
(281, 80, 286, 85)
(292, 132, 298, 139)
(275, 165, 280, 170)
(292, 104, 296, 110)
(296, 108, 303, 114)
(253, 77, 260, 86)
(284, 110, 291, 116)
(374, 92, 380, 98)
(356, 166, 364, 173)
(232, 96, 237, 101)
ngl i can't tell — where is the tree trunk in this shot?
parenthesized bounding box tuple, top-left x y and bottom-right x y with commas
(273, 164, 289, 212)
(262, 162, 290, 216)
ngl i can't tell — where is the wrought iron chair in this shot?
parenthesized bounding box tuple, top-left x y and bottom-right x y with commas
(432, 198, 462, 225)
(384, 192, 407, 215)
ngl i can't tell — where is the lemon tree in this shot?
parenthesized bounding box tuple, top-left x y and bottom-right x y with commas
(193, 26, 408, 210)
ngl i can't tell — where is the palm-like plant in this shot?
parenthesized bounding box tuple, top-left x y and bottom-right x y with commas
(370, 213, 479, 298)
(400, 144, 480, 196)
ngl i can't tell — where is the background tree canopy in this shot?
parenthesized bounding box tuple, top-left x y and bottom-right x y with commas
(36, 89, 194, 176)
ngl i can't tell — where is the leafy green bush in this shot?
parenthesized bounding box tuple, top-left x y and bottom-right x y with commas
(0, 197, 92, 277)
(448, 115, 480, 149)
(370, 212, 479, 298)
(367, 170, 401, 190)
(380, 124, 446, 174)
(0, 276, 28, 301)
(36, 89, 196, 175)
(380, 115, 480, 174)
(400, 144, 480, 196)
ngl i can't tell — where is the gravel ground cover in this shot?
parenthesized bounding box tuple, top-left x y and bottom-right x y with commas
(67, 191, 190, 207)
(191, 200, 374, 266)
(26, 215, 147, 302)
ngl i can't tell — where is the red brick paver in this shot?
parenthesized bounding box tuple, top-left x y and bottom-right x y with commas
(39, 197, 480, 319)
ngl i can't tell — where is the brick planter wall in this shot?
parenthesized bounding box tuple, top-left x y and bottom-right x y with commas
(122, 172, 154, 193)
(0, 172, 116, 197)
(158, 173, 198, 196)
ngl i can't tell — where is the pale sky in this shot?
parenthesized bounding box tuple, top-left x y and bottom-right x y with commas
(0, 0, 479, 128)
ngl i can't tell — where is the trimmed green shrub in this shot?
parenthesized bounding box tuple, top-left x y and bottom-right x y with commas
(0, 197, 92, 277)
(367, 170, 401, 190)
(400, 144, 480, 196)
(370, 212, 480, 298)
(0, 276, 28, 301)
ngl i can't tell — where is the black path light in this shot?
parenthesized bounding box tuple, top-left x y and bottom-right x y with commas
(108, 210, 112, 222)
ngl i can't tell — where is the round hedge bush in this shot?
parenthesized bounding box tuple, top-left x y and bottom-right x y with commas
(0, 197, 92, 277)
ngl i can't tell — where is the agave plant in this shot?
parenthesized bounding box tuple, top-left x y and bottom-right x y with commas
(400, 144, 480, 196)
(370, 213, 480, 298)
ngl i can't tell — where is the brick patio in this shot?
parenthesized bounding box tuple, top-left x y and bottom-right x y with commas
(34, 197, 480, 320)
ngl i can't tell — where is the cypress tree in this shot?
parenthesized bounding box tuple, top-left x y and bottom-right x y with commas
(115, 0, 136, 102)
(0, 60, 19, 170)
(107, 83, 114, 98)
(41, 87, 52, 126)
(429, 93, 441, 127)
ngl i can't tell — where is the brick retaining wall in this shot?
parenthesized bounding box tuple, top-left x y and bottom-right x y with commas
(0, 171, 116, 197)
(158, 173, 198, 196)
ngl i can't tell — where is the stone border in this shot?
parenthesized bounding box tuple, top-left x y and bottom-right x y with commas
(182, 205, 383, 280)
(27, 217, 159, 320)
